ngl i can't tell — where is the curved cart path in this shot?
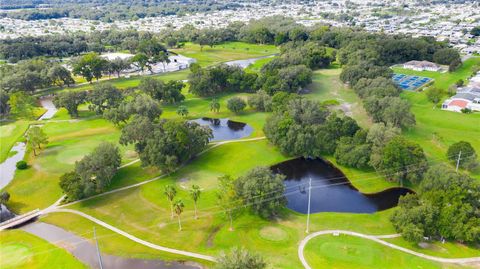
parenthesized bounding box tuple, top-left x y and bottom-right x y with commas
(298, 230, 480, 269)
(49, 208, 216, 262)
(58, 136, 265, 208)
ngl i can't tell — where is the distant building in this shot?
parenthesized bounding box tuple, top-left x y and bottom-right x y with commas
(100, 52, 134, 61)
(403, 60, 440, 72)
(442, 87, 480, 112)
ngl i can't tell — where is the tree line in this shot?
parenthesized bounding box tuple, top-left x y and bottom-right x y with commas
(1, 0, 241, 22)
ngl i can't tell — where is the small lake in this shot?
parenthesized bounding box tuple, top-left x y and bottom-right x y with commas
(22, 222, 201, 269)
(38, 96, 58, 120)
(0, 96, 56, 190)
(191, 118, 253, 141)
(271, 158, 413, 214)
(0, 142, 26, 190)
(224, 55, 274, 69)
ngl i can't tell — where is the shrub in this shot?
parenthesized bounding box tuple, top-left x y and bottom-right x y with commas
(16, 160, 27, 169)
(227, 97, 247, 114)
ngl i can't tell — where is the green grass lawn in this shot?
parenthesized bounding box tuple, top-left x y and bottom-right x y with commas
(0, 230, 87, 269)
(304, 234, 469, 269)
(384, 237, 480, 259)
(307, 66, 372, 128)
(171, 42, 279, 67)
(4, 111, 137, 213)
(42, 139, 476, 268)
(5, 46, 479, 268)
(402, 91, 480, 179)
(0, 121, 29, 163)
(392, 57, 480, 90)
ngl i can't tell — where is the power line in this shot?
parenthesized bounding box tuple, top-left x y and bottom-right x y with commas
(16, 153, 477, 256)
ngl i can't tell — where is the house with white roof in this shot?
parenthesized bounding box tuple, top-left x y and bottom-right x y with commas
(403, 60, 440, 72)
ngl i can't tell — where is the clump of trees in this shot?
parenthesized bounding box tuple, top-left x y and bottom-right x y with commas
(0, 59, 74, 93)
(374, 136, 428, 185)
(87, 83, 123, 114)
(258, 64, 312, 95)
(447, 141, 478, 171)
(235, 167, 286, 218)
(138, 77, 185, 104)
(350, 77, 415, 129)
(26, 126, 49, 156)
(227, 97, 247, 114)
(59, 142, 121, 200)
(53, 91, 87, 118)
(265, 41, 333, 70)
(188, 64, 257, 96)
(391, 166, 480, 244)
(7, 92, 36, 119)
(264, 98, 358, 157)
(104, 93, 162, 124)
(72, 52, 109, 83)
(247, 90, 272, 112)
(119, 116, 212, 172)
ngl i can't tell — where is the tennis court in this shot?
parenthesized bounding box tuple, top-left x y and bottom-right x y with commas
(392, 74, 432, 91)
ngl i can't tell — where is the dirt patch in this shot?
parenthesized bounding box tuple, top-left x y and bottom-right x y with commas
(418, 242, 447, 253)
(206, 225, 221, 248)
(333, 103, 353, 117)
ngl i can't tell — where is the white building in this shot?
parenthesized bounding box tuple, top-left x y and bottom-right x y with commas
(100, 52, 134, 61)
(403, 60, 440, 72)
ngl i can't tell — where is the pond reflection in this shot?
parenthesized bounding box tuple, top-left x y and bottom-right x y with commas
(191, 118, 253, 141)
(271, 158, 413, 214)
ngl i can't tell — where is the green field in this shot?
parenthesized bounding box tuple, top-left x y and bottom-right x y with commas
(171, 42, 279, 67)
(4, 113, 137, 213)
(3, 43, 480, 269)
(0, 121, 29, 163)
(0, 230, 87, 269)
(392, 57, 480, 90)
(388, 57, 480, 178)
(402, 91, 480, 178)
(304, 234, 468, 269)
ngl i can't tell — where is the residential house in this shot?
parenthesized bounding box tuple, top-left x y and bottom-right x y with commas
(442, 87, 480, 112)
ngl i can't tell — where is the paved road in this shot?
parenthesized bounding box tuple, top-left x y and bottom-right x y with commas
(51, 208, 216, 262)
(298, 230, 480, 269)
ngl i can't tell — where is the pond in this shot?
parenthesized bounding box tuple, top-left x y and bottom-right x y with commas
(271, 158, 413, 214)
(224, 55, 275, 69)
(191, 118, 253, 141)
(38, 96, 58, 120)
(22, 222, 201, 269)
(0, 142, 26, 190)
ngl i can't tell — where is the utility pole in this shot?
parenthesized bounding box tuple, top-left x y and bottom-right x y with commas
(94, 227, 104, 269)
(456, 151, 462, 173)
(306, 177, 312, 234)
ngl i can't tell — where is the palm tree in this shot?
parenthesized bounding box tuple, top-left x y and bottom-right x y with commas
(173, 199, 185, 231)
(164, 185, 177, 219)
(210, 98, 220, 113)
(189, 185, 201, 219)
(176, 105, 189, 117)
